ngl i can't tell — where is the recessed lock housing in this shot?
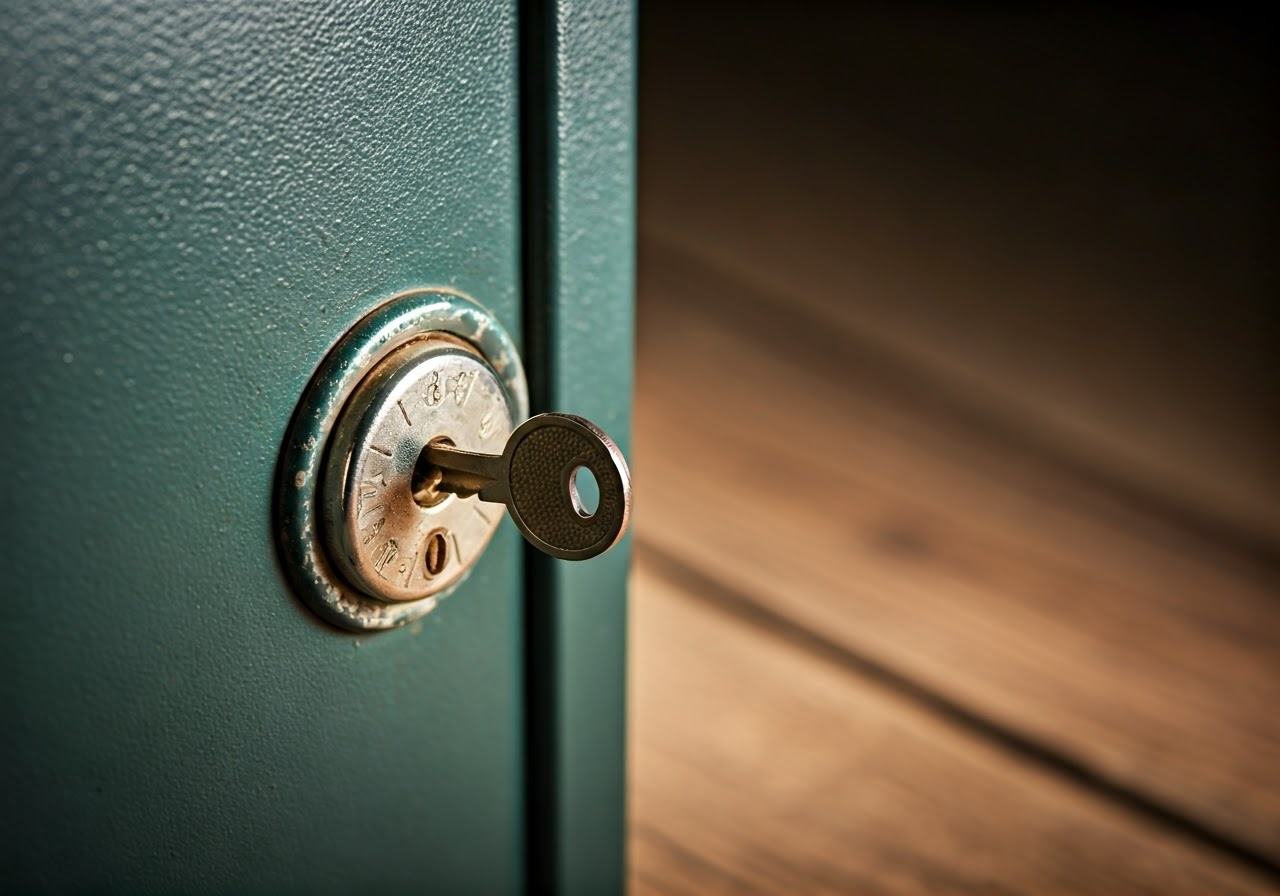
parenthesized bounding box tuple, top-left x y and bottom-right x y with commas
(277, 290, 631, 631)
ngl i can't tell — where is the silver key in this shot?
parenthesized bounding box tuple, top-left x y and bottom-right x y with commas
(414, 412, 632, 560)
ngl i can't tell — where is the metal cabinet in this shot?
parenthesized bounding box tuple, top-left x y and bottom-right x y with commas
(0, 2, 632, 891)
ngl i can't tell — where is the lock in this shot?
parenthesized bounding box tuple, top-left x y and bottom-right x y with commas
(277, 289, 631, 631)
(320, 333, 514, 604)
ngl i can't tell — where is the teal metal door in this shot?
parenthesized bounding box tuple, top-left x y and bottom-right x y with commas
(0, 2, 633, 891)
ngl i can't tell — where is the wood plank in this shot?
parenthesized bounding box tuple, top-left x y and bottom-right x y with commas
(632, 244, 1280, 867)
(629, 561, 1274, 894)
(637, 3, 1280, 557)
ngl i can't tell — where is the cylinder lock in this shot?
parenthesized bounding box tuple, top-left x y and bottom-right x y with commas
(276, 290, 631, 631)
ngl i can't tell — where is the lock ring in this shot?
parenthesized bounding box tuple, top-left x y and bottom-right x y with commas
(275, 288, 528, 631)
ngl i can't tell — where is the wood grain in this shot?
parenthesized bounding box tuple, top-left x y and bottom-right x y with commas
(630, 7, 1279, 888)
(637, 4, 1280, 556)
(630, 244, 1280, 875)
(629, 561, 1274, 895)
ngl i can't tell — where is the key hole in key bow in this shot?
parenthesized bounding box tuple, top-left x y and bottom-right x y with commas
(568, 464, 600, 518)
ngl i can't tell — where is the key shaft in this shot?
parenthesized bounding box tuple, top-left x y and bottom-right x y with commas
(417, 443, 510, 504)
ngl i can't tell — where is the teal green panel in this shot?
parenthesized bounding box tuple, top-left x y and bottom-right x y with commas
(1, 3, 524, 891)
(525, 1, 636, 892)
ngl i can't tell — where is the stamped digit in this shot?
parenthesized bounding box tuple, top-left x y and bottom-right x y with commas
(372, 538, 399, 576)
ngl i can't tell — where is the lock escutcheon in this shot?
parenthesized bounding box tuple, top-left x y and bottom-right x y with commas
(276, 289, 529, 632)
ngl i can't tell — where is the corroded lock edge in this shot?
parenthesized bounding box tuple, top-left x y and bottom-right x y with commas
(275, 289, 529, 632)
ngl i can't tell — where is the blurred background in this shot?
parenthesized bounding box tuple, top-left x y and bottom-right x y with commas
(626, 3, 1279, 892)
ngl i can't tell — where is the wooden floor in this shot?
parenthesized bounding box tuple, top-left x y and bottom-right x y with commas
(627, 6, 1279, 893)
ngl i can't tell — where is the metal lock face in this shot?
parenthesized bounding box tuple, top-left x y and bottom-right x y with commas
(322, 335, 513, 603)
(277, 290, 528, 631)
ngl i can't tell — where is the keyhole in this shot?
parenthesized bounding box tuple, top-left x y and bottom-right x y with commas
(569, 465, 600, 518)
(413, 437, 455, 507)
(424, 530, 449, 577)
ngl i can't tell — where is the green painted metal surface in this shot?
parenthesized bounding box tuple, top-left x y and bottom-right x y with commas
(522, 2, 636, 893)
(1, 3, 528, 890)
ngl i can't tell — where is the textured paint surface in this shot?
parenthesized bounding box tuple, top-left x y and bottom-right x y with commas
(0, 3, 524, 890)
(534, 2, 636, 892)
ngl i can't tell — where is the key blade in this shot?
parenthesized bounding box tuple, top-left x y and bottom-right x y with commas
(417, 443, 509, 503)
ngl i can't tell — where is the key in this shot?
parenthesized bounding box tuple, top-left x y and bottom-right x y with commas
(414, 412, 632, 560)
